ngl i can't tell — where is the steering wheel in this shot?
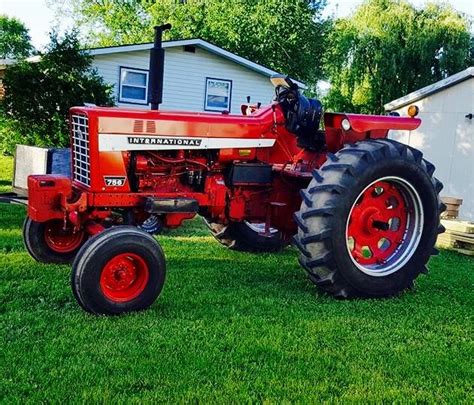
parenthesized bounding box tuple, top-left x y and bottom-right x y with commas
(275, 83, 298, 108)
(272, 77, 323, 138)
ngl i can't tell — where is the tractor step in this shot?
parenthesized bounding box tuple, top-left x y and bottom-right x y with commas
(144, 197, 199, 214)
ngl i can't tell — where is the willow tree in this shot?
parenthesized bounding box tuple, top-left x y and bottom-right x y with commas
(324, 0, 472, 114)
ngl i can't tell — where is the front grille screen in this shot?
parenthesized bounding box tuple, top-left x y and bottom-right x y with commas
(71, 114, 90, 186)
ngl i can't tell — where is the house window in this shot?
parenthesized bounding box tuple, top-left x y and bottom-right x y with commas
(119, 67, 149, 104)
(204, 78, 232, 112)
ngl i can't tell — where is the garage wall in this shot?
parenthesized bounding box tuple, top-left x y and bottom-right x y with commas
(388, 78, 474, 219)
(92, 47, 275, 114)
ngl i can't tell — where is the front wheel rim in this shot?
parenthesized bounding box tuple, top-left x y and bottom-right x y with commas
(345, 176, 424, 277)
(44, 220, 84, 253)
(100, 253, 150, 302)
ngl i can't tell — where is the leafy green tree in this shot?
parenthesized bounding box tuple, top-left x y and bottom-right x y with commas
(1, 31, 113, 154)
(324, 0, 472, 114)
(55, 0, 329, 85)
(0, 15, 33, 59)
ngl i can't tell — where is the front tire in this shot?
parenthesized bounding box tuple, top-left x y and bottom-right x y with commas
(71, 227, 166, 315)
(293, 139, 445, 298)
(23, 217, 85, 264)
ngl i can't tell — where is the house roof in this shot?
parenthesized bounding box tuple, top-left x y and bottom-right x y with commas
(88, 38, 307, 89)
(385, 67, 474, 111)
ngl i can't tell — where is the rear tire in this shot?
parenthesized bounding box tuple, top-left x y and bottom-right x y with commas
(204, 219, 287, 252)
(23, 217, 85, 264)
(71, 227, 166, 315)
(293, 139, 445, 298)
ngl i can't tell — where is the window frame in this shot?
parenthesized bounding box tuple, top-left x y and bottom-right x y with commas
(204, 77, 232, 112)
(118, 66, 149, 105)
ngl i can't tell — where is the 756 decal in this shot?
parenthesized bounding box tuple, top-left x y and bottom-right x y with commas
(104, 176, 126, 187)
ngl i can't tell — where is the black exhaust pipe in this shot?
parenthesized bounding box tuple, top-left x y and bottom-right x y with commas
(148, 23, 172, 110)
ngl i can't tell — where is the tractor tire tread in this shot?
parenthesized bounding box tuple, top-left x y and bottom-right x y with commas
(311, 169, 324, 183)
(299, 189, 313, 207)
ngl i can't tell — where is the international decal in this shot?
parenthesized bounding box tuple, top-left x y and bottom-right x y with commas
(127, 136, 202, 146)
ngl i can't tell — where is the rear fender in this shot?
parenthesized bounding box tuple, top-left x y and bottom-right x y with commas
(27, 175, 72, 222)
(324, 113, 421, 152)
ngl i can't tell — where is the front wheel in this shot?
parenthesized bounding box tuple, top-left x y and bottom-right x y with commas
(71, 227, 166, 315)
(23, 217, 86, 264)
(294, 139, 445, 298)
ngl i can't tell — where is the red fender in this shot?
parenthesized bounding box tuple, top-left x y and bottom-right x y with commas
(324, 112, 421, 152)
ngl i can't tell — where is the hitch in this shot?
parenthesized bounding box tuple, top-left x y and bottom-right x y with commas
(0, 192, 28, 205)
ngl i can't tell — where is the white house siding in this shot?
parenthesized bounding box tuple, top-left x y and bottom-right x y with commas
(388, 78, 474, 220)
(92, 46, 276, 114)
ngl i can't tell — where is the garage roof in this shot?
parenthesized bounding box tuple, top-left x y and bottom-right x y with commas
(385, 66, 474, 111)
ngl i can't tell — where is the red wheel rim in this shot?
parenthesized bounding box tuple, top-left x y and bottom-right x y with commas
(100, 253, 150, 302)
(346, 177, 423, 276)
(44, 220, 84, 253)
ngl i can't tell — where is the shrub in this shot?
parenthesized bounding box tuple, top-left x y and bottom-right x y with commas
(1, 30, 113, 154)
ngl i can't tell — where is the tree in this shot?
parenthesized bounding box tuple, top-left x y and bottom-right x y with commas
(324, 0, 472, 114)
(0, 15, 33, 59)
(54, 0, 329, 85)
(0, 30, 113, 153)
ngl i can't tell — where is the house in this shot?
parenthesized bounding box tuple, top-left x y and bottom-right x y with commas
(88, 38, 305, 114)
(385, 67, 474, 220)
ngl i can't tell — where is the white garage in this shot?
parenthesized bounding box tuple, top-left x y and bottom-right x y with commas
(385, 67, 474, 220)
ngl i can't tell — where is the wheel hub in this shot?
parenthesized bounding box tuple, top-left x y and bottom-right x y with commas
(355, 206, 381, 236)
(100, 253, 150, 302)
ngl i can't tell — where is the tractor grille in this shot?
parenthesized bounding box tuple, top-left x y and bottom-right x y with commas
(71, 114, 91, 186)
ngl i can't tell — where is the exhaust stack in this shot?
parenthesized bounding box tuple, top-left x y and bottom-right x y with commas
(148, 23, 172, 110)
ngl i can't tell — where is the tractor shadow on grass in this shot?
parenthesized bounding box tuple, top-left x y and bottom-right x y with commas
(164, 246, 319, 305)
(158, 252, 424, 324)
(157, 236, 460, 322)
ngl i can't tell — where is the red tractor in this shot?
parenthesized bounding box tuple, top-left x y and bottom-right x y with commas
(23, 25, 445, 314)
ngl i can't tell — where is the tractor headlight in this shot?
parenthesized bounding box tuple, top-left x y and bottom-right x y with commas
(341, 118, 351, 131)
(407, 105, 419, 118)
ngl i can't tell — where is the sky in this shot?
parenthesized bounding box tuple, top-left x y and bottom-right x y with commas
(1, 0, 473, 51)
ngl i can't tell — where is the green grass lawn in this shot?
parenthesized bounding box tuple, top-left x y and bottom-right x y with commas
(0, 155, 473, 403)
